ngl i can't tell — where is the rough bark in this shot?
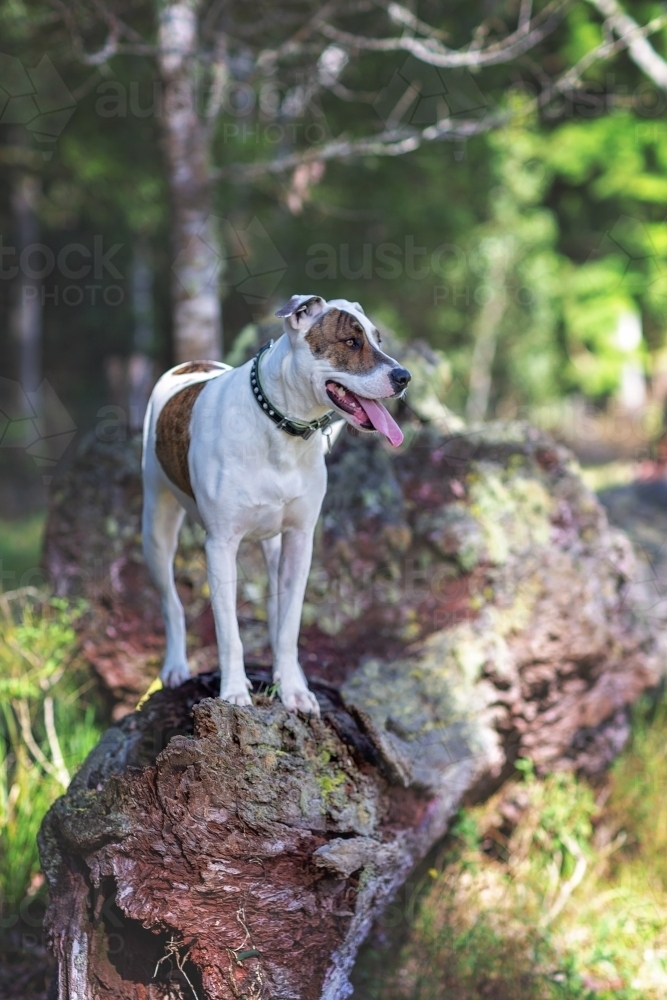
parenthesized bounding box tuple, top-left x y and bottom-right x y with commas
(40, 410, 659, 1000)
(158, 0, 222, 362)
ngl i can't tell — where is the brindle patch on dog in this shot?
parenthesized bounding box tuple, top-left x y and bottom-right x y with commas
(305, 309, 385, 374)
(155, 383, 209, 498)
(172, 361, 221, 376)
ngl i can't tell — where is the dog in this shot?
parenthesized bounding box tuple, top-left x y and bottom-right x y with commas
(141, 294, 411, 715)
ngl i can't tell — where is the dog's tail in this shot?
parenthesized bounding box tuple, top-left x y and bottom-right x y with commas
(141, 392, 154, 473)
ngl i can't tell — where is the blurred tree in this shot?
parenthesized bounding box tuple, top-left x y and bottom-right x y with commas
(2, 0, 667, 432)
(22, 0, 667, 363)
(9, 171, 42, 399)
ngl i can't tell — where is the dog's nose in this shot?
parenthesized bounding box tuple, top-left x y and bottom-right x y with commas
(390, 367, 411, 391)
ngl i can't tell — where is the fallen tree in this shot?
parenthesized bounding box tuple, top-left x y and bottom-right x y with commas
(39, 418, 659, 1000)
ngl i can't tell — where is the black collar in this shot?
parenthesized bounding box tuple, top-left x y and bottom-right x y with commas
(250, 341, 336, 440)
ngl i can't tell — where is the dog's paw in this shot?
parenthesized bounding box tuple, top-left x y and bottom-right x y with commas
(280, 685, 321, 717)
(160, 662, 191, 688)
(220, 687, 253, 708)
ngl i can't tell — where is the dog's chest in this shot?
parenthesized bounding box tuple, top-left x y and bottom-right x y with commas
(231, 462, 324, 540)
(247, 446, 324, 518)
(190, 425, 326, 538)
(185, 373, 328, 535)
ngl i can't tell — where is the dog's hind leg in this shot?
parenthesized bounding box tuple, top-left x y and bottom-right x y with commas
(260, 534, 281, 656)
(142, 473, 189, 688)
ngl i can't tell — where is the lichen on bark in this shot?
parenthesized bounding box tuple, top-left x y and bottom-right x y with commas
(40, 419, 659, 999)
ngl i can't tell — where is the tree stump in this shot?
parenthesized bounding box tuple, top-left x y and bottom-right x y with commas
(39, 422, 659, 999)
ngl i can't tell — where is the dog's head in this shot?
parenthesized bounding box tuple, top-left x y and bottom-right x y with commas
(276, 294, 410, 447)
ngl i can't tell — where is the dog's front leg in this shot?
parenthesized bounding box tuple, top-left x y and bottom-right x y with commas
(205, 534, 252, 707)
(261, 535, 281, 654)
(273, 527, 320, 717)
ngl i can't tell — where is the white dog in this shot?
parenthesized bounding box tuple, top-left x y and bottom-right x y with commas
(141, 295, 411, 715)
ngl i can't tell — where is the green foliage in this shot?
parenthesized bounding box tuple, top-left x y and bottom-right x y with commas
(0, 513, 45, 586)
(604, 695, 667, 891)
(0, 593, 102, 927)
(354, 696, 667, 999)
(4, 1, 667, 421)
(535, 111, 667, 398)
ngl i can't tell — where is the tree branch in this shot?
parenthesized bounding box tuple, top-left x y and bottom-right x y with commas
(49, 0, 154, 65)
(587, 0, 667, 89)
(318, 0, 569, 69)
(380, 1, 451, 41)
(215, 114, 498, 182)
(219, 7, 667, 184)
(519, 0, 533, 34)
(255, 1, 371, 70)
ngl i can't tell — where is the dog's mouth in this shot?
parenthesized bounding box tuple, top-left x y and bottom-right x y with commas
(325, 381, 403, 447)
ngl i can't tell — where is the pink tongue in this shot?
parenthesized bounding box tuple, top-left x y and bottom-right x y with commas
(357, 396, 404, 447)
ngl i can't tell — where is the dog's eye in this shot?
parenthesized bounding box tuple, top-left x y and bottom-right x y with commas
(345, 337, 360, 348)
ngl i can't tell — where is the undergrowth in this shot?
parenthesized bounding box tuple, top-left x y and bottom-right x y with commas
(0, 590, 103, 932)
(354, 695, 667, 1000)
(0, 514, 46, 587)
(2, 521, 667, 1000)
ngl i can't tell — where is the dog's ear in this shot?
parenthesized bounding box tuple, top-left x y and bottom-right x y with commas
(352, 302, 365, 315)
(275, 295, 326, 332)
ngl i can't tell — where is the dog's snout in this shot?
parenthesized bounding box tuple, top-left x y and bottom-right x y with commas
(390, 366, 411, 392)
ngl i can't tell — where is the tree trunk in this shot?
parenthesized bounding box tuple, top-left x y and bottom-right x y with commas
(128, 243, 157, 433)
(10, 172, 42, 395)
(465, 243, 511, 423)
(40, 412, 659, 999)
(157, 0, 222, 362)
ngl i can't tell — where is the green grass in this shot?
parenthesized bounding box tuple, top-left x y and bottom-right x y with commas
(0, 513, 46, 589)
(354, 698, 667, 1000)
(0, 592, 103, 930)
